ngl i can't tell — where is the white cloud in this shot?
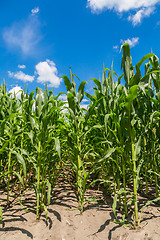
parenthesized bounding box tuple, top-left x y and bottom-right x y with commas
(18, 64, 26, 69)
(87, 0, 160, 12)
(35, 59, 62, 88)
(80, 104, 89, 109)
(128, 7, 154, 26)
(59, 96, 88, 102)
(82, 99, 89, 102)
(120, 37, 139, 48)
(3, 15, 42, 55)
(32, 101, 36, 111)
(31, 7, 40, 15)
(8, 70, 34, 82)
(60, 102, 89, 114)
(58, 96, 89, 113)
(87, 0, 159, 24)
(8, 59, 61, 87)
(58, 94, 67, 101)
(9, 86, 23, 99)
(113, 45, 119, 51)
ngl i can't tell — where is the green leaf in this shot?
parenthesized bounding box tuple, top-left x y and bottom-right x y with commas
(125, 85, 139, 111)
(135, 136, 141, 156)
(0, 207, 2, 223)
(29, 116, 37, 130)
(13, 171, 24, 186)
(47, 180, 51, 206)
(138, 82, 148, 95)
(55, 137, 61, 159)
(62, 75, 72, 91)
(136, 53, 154, 69)
(112, 193, 118, 219)
(91, 78, 102, 91)
(149, 55, 159, 68)
(67, 92, 76, 112)
(36, 87, 44, 117)
(136, 159, 144, 189)
(121, 43, 134, 88)
(139, 197, 160, 224)
(84, 92, 95, 102)
(97, 148, 116, 163)
(32, 183, 37, 198)
(129, 53, 155, 86)
(77, 81, 87, 103)
(55, 92, 66, 100)
(13, 152, 26, 177)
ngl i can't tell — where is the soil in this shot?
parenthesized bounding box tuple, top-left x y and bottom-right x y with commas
(0, 181, 160, 240)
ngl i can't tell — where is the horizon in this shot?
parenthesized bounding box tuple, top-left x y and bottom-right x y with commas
(0, 0, 160, 97)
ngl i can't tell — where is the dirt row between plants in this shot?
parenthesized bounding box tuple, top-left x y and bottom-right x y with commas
(0, 181, 160, 240)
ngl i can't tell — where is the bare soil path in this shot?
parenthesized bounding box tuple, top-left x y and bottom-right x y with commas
(0, 181, 160, 240)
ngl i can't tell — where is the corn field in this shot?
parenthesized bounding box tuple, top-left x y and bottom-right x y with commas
(0, 43, 160, 227)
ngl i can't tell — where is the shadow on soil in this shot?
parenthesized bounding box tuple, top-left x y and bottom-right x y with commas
(0, 180, 160, 240)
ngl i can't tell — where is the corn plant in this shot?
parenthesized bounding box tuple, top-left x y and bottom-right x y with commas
(0, 44, 160, 227)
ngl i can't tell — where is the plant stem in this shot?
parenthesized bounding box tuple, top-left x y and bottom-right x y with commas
(36, 141, 41, 219)
(152, 133, 159, 198)
(129, 123, 139, 226)
(122, 155, 128, 217)
(7, 151, 11, 206)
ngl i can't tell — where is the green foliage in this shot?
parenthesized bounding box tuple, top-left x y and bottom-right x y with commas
(0, 44, 160, 227)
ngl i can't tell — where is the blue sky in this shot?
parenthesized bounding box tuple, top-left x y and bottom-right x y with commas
(1, 0, 160, 98)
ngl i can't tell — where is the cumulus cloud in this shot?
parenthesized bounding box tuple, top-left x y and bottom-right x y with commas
(60, 102, 89, 114)
(120, 37, 139, 48)
(8, 70, 34, 82)
(58, 95, 89, 114)
(87, 0, 160, 12)
(3, 15, 42, 55)
(31, 7, 40, 15)
(128, 7, 154, 26)
(82, 99, 89, 102)
(7, 59, 62, 88)
(35, 59, 62, 88)
(59, 96, 89, 104)
(9, 86, 23, 99)
(18, 64, 26, 69)
(87, 0, 159, 25)
(80, 104, 89, 109)
(113, 45, 119, 51)
(58, 94, 67, 101)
